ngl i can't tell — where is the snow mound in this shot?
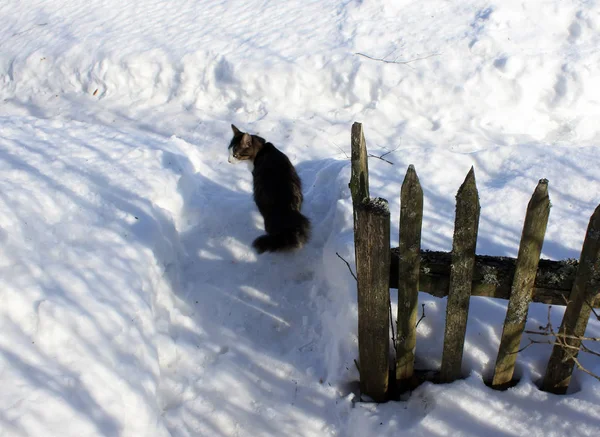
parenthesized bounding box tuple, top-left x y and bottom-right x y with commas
(0, 117, 187, 436)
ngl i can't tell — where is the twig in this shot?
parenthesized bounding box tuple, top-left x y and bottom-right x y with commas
(0, 23, 48, 49)
(416, 304, 426, 328)
(511, 339, 536, 355)
(580, 342, 600, 358)
(367, 145, 402, 165)
(525, 330, 600, 342)
(355, 52, 440, 67)
(11, 23, 48, 38)
(516, 306, 600, 381)
(571, 355, 600, 382)
(336, 252, 357, 282)
(368, 153, 394, 165)
(333, 142, 350, 159)
(516, 338, 600, 357)
(379, 146, 401, 159)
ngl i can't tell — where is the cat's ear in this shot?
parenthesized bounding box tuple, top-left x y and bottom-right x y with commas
(240, 133, 252, 149)
(231, 124, 242, 136)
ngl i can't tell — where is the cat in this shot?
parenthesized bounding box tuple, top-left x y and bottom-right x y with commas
(228, 124, 310, 254)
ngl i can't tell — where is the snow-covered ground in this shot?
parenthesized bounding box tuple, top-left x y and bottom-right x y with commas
(1, 1, 599, 436)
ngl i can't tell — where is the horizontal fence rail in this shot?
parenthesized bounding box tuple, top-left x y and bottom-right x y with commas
(388, 251, 590, 306)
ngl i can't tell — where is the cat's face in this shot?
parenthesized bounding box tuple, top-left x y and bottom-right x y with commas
(228, 125, 255, 165)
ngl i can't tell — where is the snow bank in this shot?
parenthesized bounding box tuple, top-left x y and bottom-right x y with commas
(3, 0, 599, 150)
(0, 116, 189, 436)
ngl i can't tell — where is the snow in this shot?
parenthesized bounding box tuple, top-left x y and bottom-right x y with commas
(1, 0, 599, 436)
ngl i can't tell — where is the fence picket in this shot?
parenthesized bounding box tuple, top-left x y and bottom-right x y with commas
(542, 204, 600, 394)
(396, 165, 423, 388)
(492, 179, 551, 388)
(440, 167, 480, 383)
(356, 198, 391, 401)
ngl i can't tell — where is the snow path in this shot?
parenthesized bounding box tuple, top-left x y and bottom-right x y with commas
(157, 139, 352, 436)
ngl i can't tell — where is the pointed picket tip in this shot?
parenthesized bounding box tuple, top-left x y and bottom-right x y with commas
(456, 166, 479, 202)
(534, 178, 549, 196)
(464, 166, 476, 184)
(529, 179, 551, 210)
(463, 166, 476, 186)
(405, 164, 418, 178)
(402, 165, 422, 188)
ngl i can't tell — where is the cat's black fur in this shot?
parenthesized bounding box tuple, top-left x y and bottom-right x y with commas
(228, 125, 310, 254)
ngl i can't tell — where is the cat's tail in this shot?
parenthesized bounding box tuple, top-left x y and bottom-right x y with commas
(252, 212, 311, 254)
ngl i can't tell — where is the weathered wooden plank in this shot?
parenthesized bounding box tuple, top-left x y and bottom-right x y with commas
(388, 251, 585, 306)
(492, 179, 551, 388)
(356, 197, 391, 402)
(542, 204, 600, 394)
(440, 167, 480, 383)
(396, 165, 423, 387)
(349, 122, 369, 208)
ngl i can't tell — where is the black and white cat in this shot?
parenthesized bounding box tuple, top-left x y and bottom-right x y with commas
(228, 125, 310, 254)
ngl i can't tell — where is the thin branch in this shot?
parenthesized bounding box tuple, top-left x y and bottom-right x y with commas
(367, 145, 402, 165)
(511, 340, 536, 355)
(580, 342, 600, 358)
(517, 305, 600, 381)
(524, 330, 600, 342)
(332, 142, 350, 159)
(379, 146, 401, 159)
(571, 355, 600, 382)
(11, 23, 48, 38)
(368, 153, 394, 165)
(336, 252, 357, 282)
(416, 304, 426, 328)
(355, 52, 440, 66)
(523, 338, 598, 354)
(587, 297, 600, 320)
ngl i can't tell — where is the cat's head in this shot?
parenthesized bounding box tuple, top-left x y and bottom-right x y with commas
(228, 125, 262, 164)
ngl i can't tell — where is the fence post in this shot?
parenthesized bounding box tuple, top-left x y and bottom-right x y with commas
(492, 179, 551, 388)
(542, 204, 600, 394)
(356, 198, 391, 401)
(349, 122, 390, 401)
(396, 165, 423, 389)
(440, 167, 480, 383)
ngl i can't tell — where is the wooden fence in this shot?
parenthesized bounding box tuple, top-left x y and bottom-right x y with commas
(349, 122, 600, 400)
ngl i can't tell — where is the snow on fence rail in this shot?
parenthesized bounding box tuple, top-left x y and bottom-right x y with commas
(348, 122, 600, 401)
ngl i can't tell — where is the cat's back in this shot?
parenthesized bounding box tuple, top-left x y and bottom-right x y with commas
(253, 142, 298, 180)
(252, 142, 302, 210)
